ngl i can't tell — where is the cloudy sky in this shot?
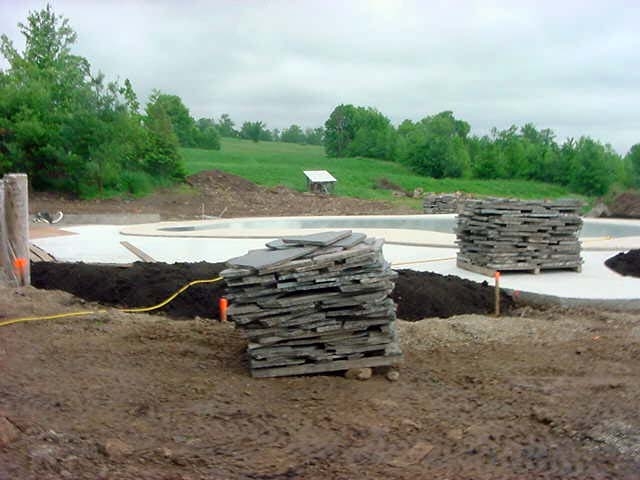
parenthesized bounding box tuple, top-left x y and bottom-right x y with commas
(1, 0, 638, 154)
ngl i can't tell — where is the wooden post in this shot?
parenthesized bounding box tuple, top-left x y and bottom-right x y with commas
(494, 271, 501, 317)
(5, 174, 30, 286)
(0, 180, 12, 286)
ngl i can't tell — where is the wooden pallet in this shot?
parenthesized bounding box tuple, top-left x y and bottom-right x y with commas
(29, 243, 57, 262)
(251, 354, 403, 378)
(457, 258, 581, 277)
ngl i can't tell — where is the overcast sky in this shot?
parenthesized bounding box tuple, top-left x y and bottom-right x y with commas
(1, 0, 639, 154)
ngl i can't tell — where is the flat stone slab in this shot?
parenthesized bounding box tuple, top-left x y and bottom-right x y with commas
(280, 230, 352, 246)
(227, 246, 317, 270)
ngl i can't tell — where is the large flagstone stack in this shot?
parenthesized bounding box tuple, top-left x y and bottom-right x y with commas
(456, 199, 583, 274)
(221, 231, 402, 378)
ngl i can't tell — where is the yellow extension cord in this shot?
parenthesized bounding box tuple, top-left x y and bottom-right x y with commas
(0, 276, 224, 328)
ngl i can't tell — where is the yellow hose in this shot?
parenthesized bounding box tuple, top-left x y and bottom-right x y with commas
(0, 310, 108, 328)
(0, 276, 224, 328)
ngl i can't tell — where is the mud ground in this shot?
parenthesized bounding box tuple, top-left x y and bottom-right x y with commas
(1, 285, 640, 479)
(1, 171, 639, 478)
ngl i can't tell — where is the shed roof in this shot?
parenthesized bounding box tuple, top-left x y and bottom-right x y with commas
(303, 170, 337, 183)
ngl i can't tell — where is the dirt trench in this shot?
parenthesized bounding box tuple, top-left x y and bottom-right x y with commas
(30, 262, 515, 321)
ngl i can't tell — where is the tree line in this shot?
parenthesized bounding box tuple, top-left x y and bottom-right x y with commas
(0, 5, 222, 197)
(324, 105, 640, 196)
(208, 115, 325, 146)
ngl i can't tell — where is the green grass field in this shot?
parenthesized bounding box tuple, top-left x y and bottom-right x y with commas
(181, 138, 581, 208)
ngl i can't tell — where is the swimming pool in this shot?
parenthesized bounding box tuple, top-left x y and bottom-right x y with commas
(157, 214, 640, 238)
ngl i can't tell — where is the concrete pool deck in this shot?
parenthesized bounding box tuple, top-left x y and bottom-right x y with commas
(119, 215, 640, 252)
(30, 215, 640, 303)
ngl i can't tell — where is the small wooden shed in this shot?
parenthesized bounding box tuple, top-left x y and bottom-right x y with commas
(303, 170, 337, 194)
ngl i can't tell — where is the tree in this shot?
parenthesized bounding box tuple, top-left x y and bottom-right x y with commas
(280, 124, 305, 144)
(324, 104, 394, 159)
(626, 143, 640, 187)
(215, 113, 237, 138)
(194, 117, 221, 150)
(399, 111, 470, 178)
(240, 121, 266, 142)
(346, 107, 395, 159)
(324, 104, 358, 157)
(304, 127, 324, 146)
(143, 98, 184, 180)
(0, 5, 185, 196)
(568, 137, 615, 195)
(146, 91, 197, 147)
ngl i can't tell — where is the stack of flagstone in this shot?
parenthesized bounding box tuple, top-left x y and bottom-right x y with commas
(423, 193, 468, 214)
(456, 199, 583, 274)
(221, 230, 402, 378)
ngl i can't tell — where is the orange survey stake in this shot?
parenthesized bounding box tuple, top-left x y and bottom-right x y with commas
(13, 257, 28, 285)
(219, 297, 228, 322)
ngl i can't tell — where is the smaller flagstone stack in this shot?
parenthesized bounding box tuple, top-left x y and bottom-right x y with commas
(456, 198, 583, 274)
(423, 193, 468, 214)
(221, 231, 402, 378)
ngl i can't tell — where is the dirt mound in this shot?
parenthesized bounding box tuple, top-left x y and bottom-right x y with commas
(31, 262, 513, 320)
(186, 169, 261, 193)
(393, 269, 511, 319)
(607, 191, 640, 218)
(605, 249, 640, 277)
(31, 262, 228, 319)
(374, 177, 407, 194)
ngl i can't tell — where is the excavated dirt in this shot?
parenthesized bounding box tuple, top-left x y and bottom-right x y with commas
(605, 249, 640, 278)
(29, 170, 419, 220)
(1, 171, 639, 478)
(29, 263, 514, 321)
(607, 192, 640, 218)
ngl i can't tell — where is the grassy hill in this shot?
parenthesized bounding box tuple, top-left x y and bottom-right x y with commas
(181, 138, 580, 209)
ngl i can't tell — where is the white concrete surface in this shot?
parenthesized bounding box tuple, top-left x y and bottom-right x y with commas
(32, 222, 640, 301)
(120, 215, 640, 251)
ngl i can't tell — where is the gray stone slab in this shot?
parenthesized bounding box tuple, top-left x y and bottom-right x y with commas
(281, 230, 352, 246)
(220, 267, 254, 278)
(257, 257, 316, 275)
(227, 246, 318, 270)
(333, 232, 367, 248)
(257, 291, 341, 308)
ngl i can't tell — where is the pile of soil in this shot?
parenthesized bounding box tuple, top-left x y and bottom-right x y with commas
(607, 191, 640, 218)
(393, 269, 509, 319)
(31, 262, 514, 320)
(605, 249, 640, 277)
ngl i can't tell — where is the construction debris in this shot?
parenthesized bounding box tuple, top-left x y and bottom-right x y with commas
(221, 230, 402, 378)
(456, 198, 583, 275)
